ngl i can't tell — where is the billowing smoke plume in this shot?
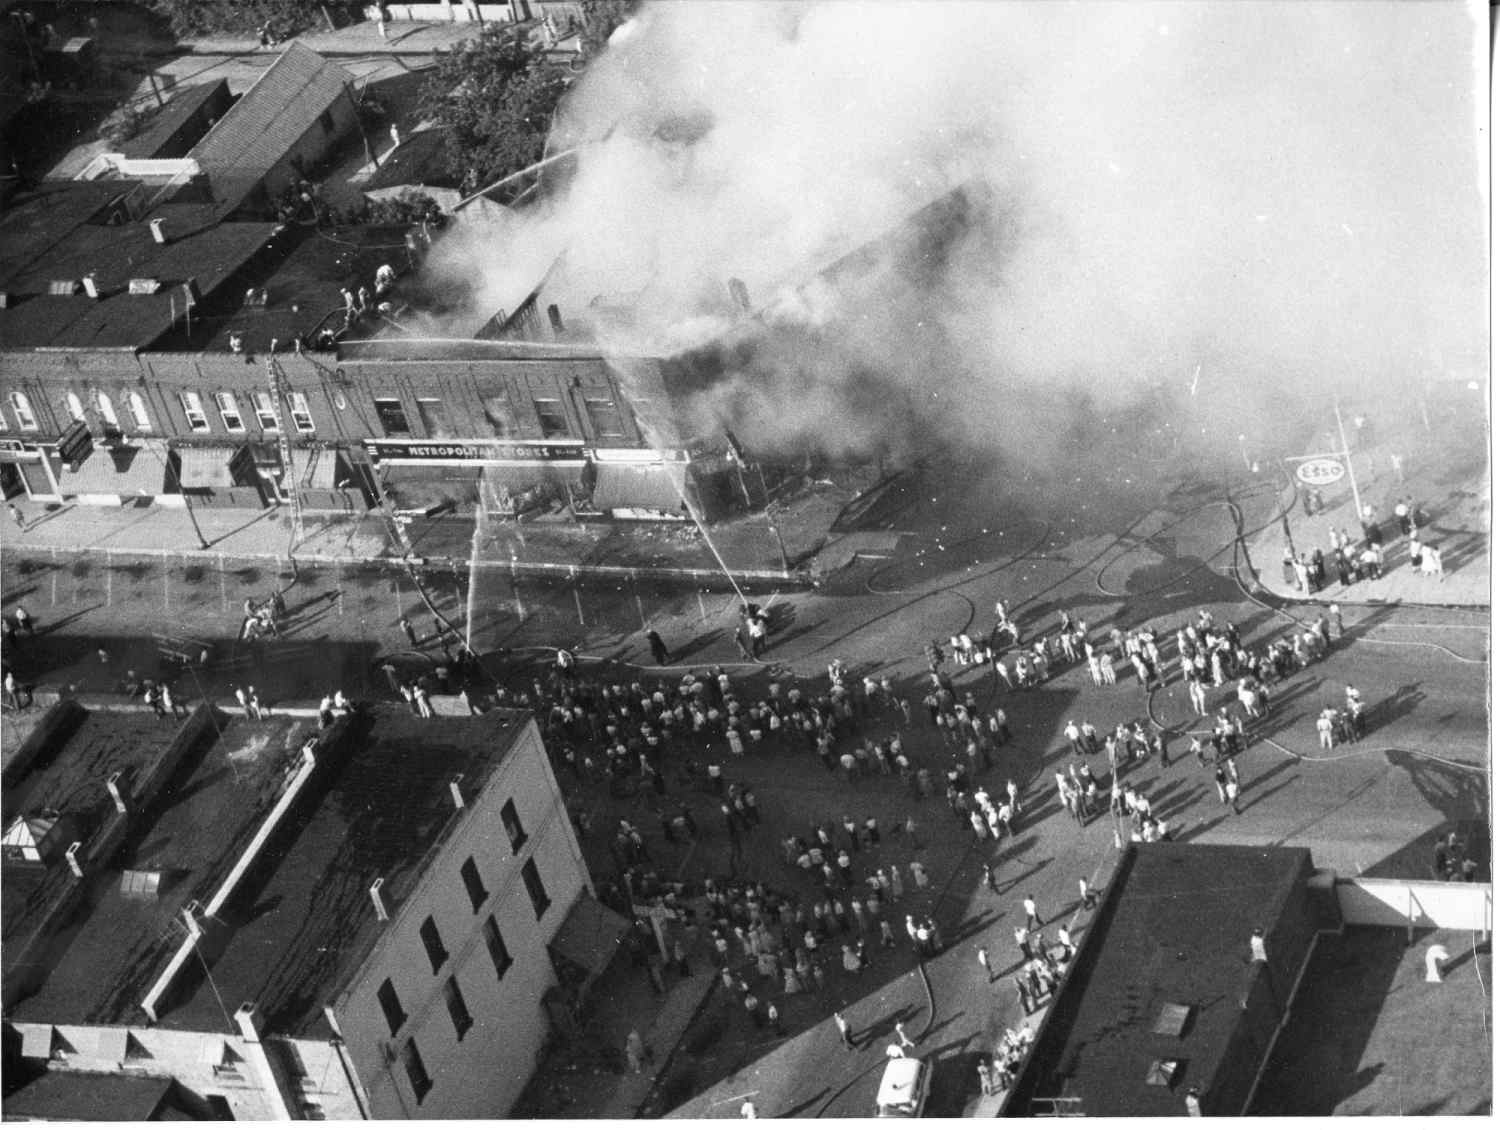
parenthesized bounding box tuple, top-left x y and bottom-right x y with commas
(430, 1, 1487, 465)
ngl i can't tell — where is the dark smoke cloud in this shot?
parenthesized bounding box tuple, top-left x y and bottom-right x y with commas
(448, 1, 1488, 464)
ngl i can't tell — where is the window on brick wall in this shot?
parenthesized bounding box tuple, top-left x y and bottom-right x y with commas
(375, 397, 410, 436)
(522, 858, 550, 919)
(482, 916, 513, 980)
(214, 392, 245, 432)
(419, 916, 448, 972)
(501, 800, 527, 852)
(443, 976, 473, 1040)
(400, 1039, 432, 1102)
(376, 978, 406, 1035)
(460, 857, 487, 911)
(532, 398, 569, 438)
(584, 396, 625, 438)
(179, 391, 209, 432)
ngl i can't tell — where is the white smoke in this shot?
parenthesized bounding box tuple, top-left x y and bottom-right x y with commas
(441, 0, 1489, 463)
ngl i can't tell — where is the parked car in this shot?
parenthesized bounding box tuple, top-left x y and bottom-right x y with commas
(875, 1055, 932, 1118)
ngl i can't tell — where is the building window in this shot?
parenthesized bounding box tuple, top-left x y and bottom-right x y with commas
(179, 392, 209, 432)
(501, 800, 527, 852)
(95, 392, 119, 431)
(584, 397, 625, 439)
(532, 398, 569, 438)
(376, 978, 406, 1036)
(483, 395, 517, 438)
(127, 391, 152, 432)
(252, 391, 279, 430)
(214, 392, 245, 432)
(374, 397, 410, 436)
(400, 1039, 432, 1102)
(65, 391, 86, 421)
(415, 398, 452, 436)
(419, 916, 448, 972)
(460, 857, 487, 912)
(287, 392, 315, 433)
(9, 392, 37, 431)
(521, 858, 550, 920)
(482, 916, 513, 980)
(442, 976, 473, 1040)
(0, 405, 7, 430)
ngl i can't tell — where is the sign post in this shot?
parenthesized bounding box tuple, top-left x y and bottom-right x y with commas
(1332, 400, 1364, 525)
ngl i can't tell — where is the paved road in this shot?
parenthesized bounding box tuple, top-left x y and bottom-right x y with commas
(1, 443, 1486, 1118)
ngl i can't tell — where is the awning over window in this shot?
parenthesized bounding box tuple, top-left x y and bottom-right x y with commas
(548, 893, 629, 980)
(288, 446, 339, 491)
(56, 444, 167, 497)
(591, 462, 687, 513)
(174, 446, 237, 489)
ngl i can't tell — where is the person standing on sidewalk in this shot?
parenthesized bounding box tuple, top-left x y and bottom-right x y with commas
(1225, 777, 1241, 815)
(835, 1011, 855, 1049)
(8, 503, 23, 531)
(235, 686, 252, 720)
(977, 946, 992, 981)
(399, 616, 417, 647)
(13, 606, 34, 636)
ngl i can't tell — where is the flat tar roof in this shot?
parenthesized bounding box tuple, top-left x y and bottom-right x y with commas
(1025, 842, 1313, 1118)
(161, 706, 531, 1037)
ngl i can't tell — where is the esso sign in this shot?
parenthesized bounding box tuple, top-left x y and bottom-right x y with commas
(1295, 458, 1345, 486)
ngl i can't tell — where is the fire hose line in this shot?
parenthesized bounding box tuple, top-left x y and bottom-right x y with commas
(1223, 498, 1486, 664)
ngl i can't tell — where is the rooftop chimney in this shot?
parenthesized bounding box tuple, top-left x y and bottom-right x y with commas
(449, 775, 465, 810)
(149, 217, 167, 244)
(234, 1002, 265, 1042)
(369, 877, 389, 922)
(81, 275, 100, 300)
(65, 841, 83, 877)
(106, 771, 128, 814)
(181, 900, 202, 939)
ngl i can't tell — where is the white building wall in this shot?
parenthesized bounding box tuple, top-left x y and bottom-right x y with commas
(5, 1023, 337, 1120)
(333, 721, 591, 1118)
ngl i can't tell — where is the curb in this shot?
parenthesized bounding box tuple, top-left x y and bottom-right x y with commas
(6, 539, 816, 591)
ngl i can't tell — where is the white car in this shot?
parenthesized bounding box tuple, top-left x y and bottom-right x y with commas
(875, 1055, 932, 1118)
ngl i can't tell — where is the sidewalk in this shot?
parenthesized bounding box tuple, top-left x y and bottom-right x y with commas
(159, 17, 521, 58)
(0, 470, 880, 586)
(1241, 429, 1489, 610)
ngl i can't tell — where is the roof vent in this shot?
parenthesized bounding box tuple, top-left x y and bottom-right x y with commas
(0, 292, 11, 308)
(48, 280, 81, 296)
(81, 275, 100, 300)
(149, 217, 168, 244)
(106, 770, 128, 813)
(65, 841, 84, 877)
(128, 278, 162, 295)
(369, 877, 389, 922)
(449, 775, 465, 810)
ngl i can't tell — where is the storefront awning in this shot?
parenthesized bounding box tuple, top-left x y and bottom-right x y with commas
(548, 893, 629, 980)
(592, 462, 687, 513)
(288, 446, 339, 491)
(174, 446, 237, 489)
(57, 445, 166, 497)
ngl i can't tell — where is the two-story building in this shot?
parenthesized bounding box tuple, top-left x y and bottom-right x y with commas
(3, 701, 622, 1119)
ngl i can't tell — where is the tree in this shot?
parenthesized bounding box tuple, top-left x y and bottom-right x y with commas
(147, 0, 318, 38)
(420, 26, 567, 196)
(580, 0, 641, 59)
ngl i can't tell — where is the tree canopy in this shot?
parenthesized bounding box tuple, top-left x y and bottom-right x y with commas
(579, 0, 640, 59)
(420, 26, 568, 197)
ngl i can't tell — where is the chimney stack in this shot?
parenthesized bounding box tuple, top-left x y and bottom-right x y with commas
(65, 842, 84, 877)
(149, 217, 167, 244)
(234, 1002, 265, 1042)
(181, 900, 202, 939)
(106, 771, 128, 814)
(81, 275, 100, 300)
(370, 878, 389, 922)
(449, 775, 465, 810)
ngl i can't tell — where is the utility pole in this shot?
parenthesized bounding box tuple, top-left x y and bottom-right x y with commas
(1332, 398, 1364, 528)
